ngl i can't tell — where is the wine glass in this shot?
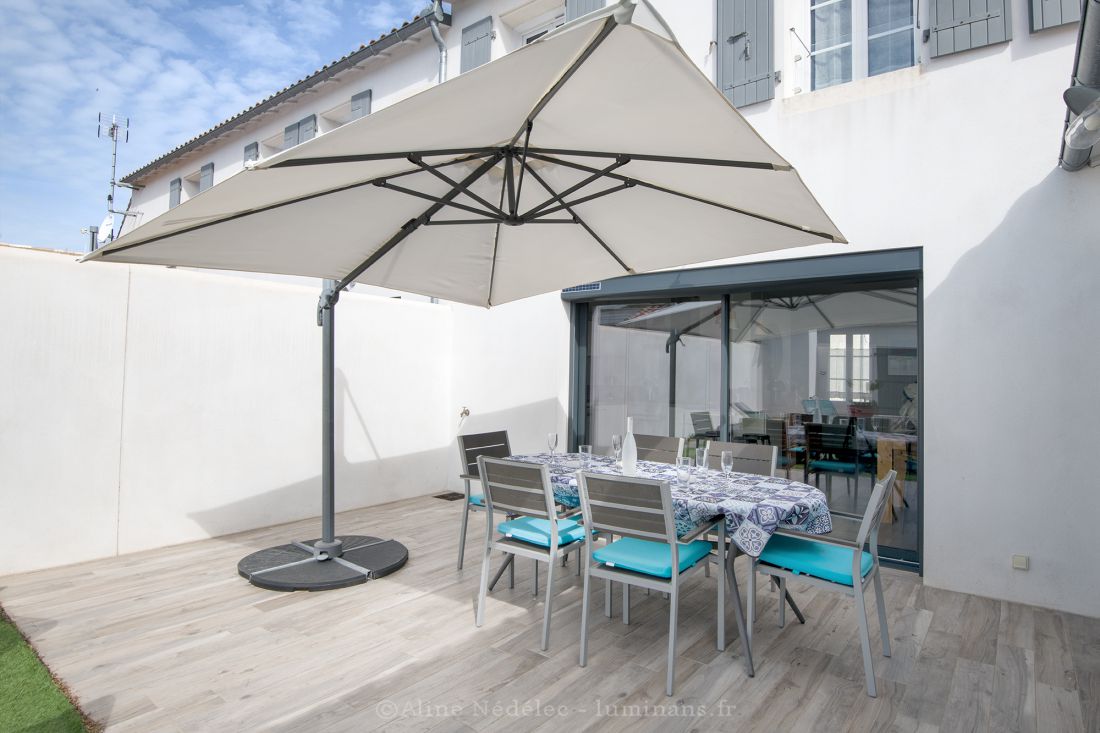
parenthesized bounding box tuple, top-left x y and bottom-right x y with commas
(721, 450, 734, 485)
(547, 432, 559, 457)
(611, 434, 623, 464)
(676, 456, 693, 485)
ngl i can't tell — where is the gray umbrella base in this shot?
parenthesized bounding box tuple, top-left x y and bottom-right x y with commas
(237, 535, 408, 591)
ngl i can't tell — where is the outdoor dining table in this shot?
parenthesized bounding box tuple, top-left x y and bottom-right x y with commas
(507, 452, 832, 558)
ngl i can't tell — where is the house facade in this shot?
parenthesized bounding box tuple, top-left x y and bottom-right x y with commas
(110, 0, 1098, 616)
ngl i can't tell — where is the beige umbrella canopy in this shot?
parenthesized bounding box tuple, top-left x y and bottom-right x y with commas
(84, 0, 845, 598)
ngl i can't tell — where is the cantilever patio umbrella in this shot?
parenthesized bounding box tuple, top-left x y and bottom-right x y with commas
(85, 0, 845, 597)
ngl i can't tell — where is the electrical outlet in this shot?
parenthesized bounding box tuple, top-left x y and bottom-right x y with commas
(1012, 554, 1029, 571)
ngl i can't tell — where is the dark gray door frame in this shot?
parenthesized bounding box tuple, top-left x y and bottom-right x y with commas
(566, 247, 924, 572)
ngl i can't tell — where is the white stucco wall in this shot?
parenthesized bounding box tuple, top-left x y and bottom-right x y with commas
(0, 246, 453, 574)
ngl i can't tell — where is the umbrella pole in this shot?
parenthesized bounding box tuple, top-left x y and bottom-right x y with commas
(315, 279, 342, 558)
(234, 281, 409, 590)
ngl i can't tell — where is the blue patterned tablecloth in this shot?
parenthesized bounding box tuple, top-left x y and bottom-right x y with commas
(507, 453, 832, 557)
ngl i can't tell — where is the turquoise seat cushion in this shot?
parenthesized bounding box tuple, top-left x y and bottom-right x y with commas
(759, 534, 873, 586)
(809, 459, 858, 474)
(468, 494, 485, 506)
(497, 517, 586, 547)
(592, 537, 712, 578)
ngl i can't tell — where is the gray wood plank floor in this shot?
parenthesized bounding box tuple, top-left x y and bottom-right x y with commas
(0, 495, 1095, 732)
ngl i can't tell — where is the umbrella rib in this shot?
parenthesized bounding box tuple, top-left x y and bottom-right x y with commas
(733, 306, 764, 343)
(408, 155, 506, 217)
(520, 160, 633, 274)
(507, 17, 618, 148)
(376, 181, 503, 220)
(809, 299, 836, 329)
(267, 147, 500, 169)
(529, 181, 633, 220)
(94, 153, 497, 258)
(520, 157, 629, 220)
(525, 152, 840, 242)
(524, 148, 789, 171)
(486, 168, 509, 307)
(333, 153, 503, 294)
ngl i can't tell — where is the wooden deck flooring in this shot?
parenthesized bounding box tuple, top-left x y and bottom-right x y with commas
(0, 495, 1095, 732)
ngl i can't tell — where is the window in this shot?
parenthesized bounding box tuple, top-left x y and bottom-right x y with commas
(243, 142, 259, 164)
(199, 162, 214, 193)
(169, 178, 181, 208)
(829, 332, 871, 402)
(523, 14, 564, 44)
(807, 0, 913, 91)
(283, 115, 317, 149)
(350, 90, 372, 121)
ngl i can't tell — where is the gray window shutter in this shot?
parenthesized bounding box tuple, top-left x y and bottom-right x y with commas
(298, 114, 316, 143)
(169, 178, 181, 208)
(1029, 0, 1081, 32)
(243, 142, 258, 163)
(929, 0, 1012, 58)
(199, 163, 214, 192)
(566, 0, 604, 22)
(284, 122, 299, 149)
(460, 17, 493, 73)
(350, 90, 372, 120)
(717, 0, 775, 108)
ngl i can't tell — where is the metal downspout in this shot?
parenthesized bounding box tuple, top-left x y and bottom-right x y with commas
(428, 2, 447, 85)
(1060, 0, 1100, 171)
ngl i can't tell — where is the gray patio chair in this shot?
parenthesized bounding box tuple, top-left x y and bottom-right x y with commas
(576, 472, 753, 696)
(455, 431, 511, 570)
(749, 470, 897, 697)
(633, 434, 684, 464)
(474, 456, 587, 651)
(703, 440, 778, 477)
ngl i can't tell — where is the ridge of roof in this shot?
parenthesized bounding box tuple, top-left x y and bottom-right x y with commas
(121, 9, 450, 185)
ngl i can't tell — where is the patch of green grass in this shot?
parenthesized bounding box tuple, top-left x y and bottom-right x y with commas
(0, 607, 89, 733)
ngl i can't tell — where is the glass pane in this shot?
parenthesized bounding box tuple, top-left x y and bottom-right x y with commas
(811, 0, 853, 90)
(728, 284, 920, 558)
(868, 0, 912, 36)
(869, 29, 915, 76)
(588, 302, 722, 454)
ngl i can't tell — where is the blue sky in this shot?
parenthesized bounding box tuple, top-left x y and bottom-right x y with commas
(0, 0, 426, 252)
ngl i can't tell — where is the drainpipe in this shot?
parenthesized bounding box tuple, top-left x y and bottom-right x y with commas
(428, 1, 447, 85)
(1059, 0, 1100, 172)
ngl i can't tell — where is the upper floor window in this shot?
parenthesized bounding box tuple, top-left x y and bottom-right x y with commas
(243, 142, 259, 164)
(169, 178, 181, 209)
(809, 0, 913, 91)
(522, 13, 564, 44)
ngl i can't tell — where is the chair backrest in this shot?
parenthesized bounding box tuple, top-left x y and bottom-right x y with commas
(857, 470, 897, 556)
(477, 456, 555, 520)
(741, 417, 767, 438)
(690, 411, 714, 434)
(457, 431, 511, 478)
(805, 422, 857, 460)
(872, 414, 915, 434)
(633, 434, 684, 464)
(764, 419, 787, 452)
(704, 441, 777, 476)
(577, 472, 676, 546)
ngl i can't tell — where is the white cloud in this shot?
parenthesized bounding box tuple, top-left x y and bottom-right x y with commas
(0, 0, 419, 250)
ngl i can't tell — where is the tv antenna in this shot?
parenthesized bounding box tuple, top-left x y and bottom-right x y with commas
(92, 113, 140, 249)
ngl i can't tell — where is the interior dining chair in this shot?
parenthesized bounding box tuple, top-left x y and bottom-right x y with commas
(805, 421, 867, 508)
(455, 431, 511, 570)
(474, 456, 587, 651)
(704, 440, 778, 476)
(576, 472, 754, 696)
(749, 470, 897, 697)
(633, 434, 685, 464)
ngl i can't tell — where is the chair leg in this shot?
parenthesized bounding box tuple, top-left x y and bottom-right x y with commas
(854, 585, 878, 697)
(873, 570, 891, 658)
(726, 555, 754, 677)
(533, 560, 539, 597)
(457, 500, 470, 571)
(509, 552, 515, 588)
(622, 584, 630, 625)
(605, 578, 613, 618)
(541, 558, 555, 651)
(778, 577, 787, 628)
(747, 561, 756, 650)
(475, 542, 494, 627)
(579, 551, 591, 667)
(666, 583, 679, 697)
(717, 559, 726, 652)
(575, 551, 581, 576)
